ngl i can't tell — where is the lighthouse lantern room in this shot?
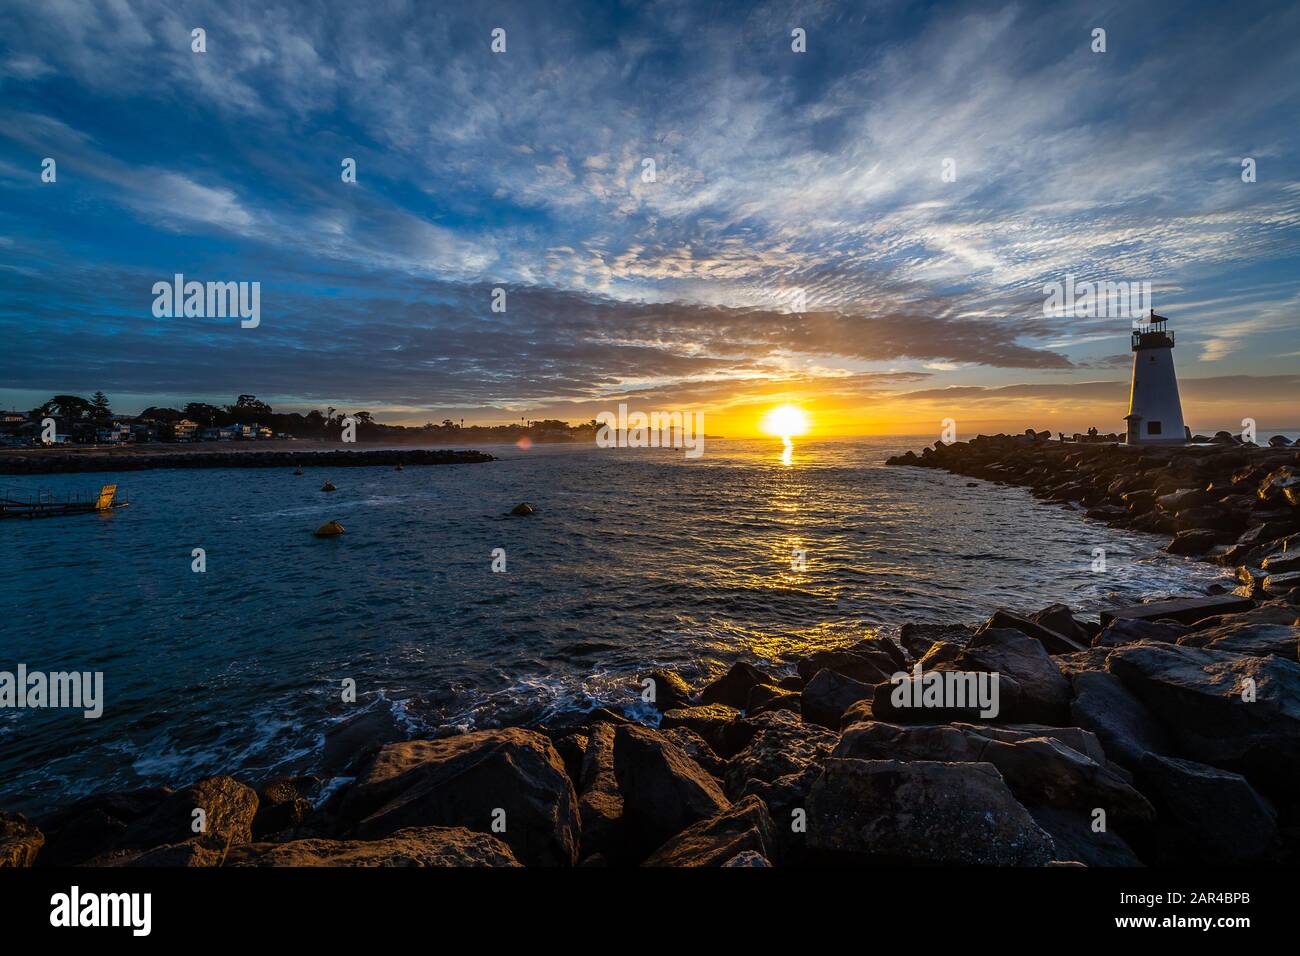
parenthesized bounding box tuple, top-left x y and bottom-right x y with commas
(1125, 309, 1187, 445)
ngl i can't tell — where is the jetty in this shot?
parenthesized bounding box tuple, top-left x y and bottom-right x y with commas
(0, 483, 128, 519)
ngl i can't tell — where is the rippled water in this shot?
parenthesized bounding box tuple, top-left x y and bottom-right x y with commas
(0, 437, 1230, 812)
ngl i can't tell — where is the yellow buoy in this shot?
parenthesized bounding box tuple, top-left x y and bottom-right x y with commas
(321, 481, 336, 492)
(314, 520, 345, 537)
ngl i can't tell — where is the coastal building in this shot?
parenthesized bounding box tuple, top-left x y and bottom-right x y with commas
(1124, 309, 1187, 445)
(167, 419, 199, 442)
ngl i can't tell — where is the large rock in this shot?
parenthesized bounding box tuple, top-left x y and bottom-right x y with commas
(1177, 622, 1299, 660)
(642, 669, 694, 711)
(642, 795, 776, 867)
(795, 649, 895, 685)
(1093, 617, 1188, 647)
(1167, 529, 1218, 555)
(0, 812, 44, 867)
(738, 765, 821, 865)
(832, 721, 1148, 834)
(800, 668, 875, 729)
(1107, 643, 1300, 793)
(122, 776, 258, 852)
(577, 723, 624, 862)
(251, 776, 317, 841)
(1134, 753, 1279, 865)
(36, 787, 173, 866)
(723, 709, 837, 800)
(978, 736, 1155, 827)
(806, 759, 1056, 865)
(226, 826, 521, 866)
(1026, 807, 1144, 867)
(658, 704, 755, 758)
(657, 726, 726, 778)
(1028, 604, 1094, 647)
(337, 729, 580, 866)
(1070, 671, 1171, 768)
(899, 622, 975, 659)
(613, 725, 729, 858)
(698, 662, 771, 708)
(955, 627, 1072, 723)
(980, 608, 1087, 653)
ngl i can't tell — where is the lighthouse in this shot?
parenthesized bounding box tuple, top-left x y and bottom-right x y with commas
(1124, 309, 1187, 444)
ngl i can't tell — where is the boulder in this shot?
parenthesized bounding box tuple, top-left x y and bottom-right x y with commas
(698, 662, 771, 709)
(613, 725, 729, 858)
(977, 737, 1155, 827)
(1167, 529, 1218, 555)
(659, 704, 755, 758)
(1134, 753, 1279, 865)
(92, 838, 227, 867)
(980, 608, 1087, 653)
(122, 776, 258, 852)
(337, 729, 580, 866)
(723, 709, 837, 800)
(643, 669, 693, 711)
(1107, 644, 1300, 794)
(227, 826, 521, 866)
(844, 635, 908, 671)
(1026, 807, 1144, 867)
(956, 628, 1072, 723)
(795, 649, 895, 685)
(744, 682, 801, 717)
(899, 622, 975, 659)
(1093, 617, 1188, 647)
(35, 787, 173, 866)
(642, 795, 776, 867)
(800, 668, 875, 729)
(1264, 570, 1300, 598)
(0, 812, 44, 867)
(657, 727, 726, 778)
(1101, 594, 1255, 627)
(578, 723, 624, 862)
(1028, 604, 1094, 647)
(1053, 647, 1114, 678)
(806, 759, 1056, 865)
(1177, 622, 1299, 660)
(738, 765, 821, 865)
(251, 777, 317, 841)
(1070, 671, 1171, 768)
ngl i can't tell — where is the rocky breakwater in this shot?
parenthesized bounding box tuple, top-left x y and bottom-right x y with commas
(887, 432, 1300, 603)
(5, 593, 1299, 867)
(0, 448, 495, 475)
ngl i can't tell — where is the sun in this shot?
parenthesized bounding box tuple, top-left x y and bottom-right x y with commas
(760, 404, 810, 439)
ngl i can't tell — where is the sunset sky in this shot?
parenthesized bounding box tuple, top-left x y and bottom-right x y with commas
(1, 0, 1297, 437)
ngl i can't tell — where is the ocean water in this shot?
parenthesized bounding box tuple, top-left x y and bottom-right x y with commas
(0, 437, 1231, 813)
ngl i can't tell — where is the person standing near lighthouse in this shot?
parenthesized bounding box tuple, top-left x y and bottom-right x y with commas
(1124, 309, 1188, 444)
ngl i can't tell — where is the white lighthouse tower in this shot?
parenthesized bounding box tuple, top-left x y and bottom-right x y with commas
(1124, 309, 1187, 444)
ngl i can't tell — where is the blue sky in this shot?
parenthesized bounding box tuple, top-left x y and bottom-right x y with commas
(1, 0, 1297, 432)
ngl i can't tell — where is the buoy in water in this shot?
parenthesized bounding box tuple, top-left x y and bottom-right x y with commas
(511, 502, 535, 515)
(293, 466, 303, 476)
(322, 481, 337, 492)
(314, 520, 345, 537)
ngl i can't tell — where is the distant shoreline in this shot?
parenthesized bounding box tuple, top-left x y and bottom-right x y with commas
(0, 445, 496, 475)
